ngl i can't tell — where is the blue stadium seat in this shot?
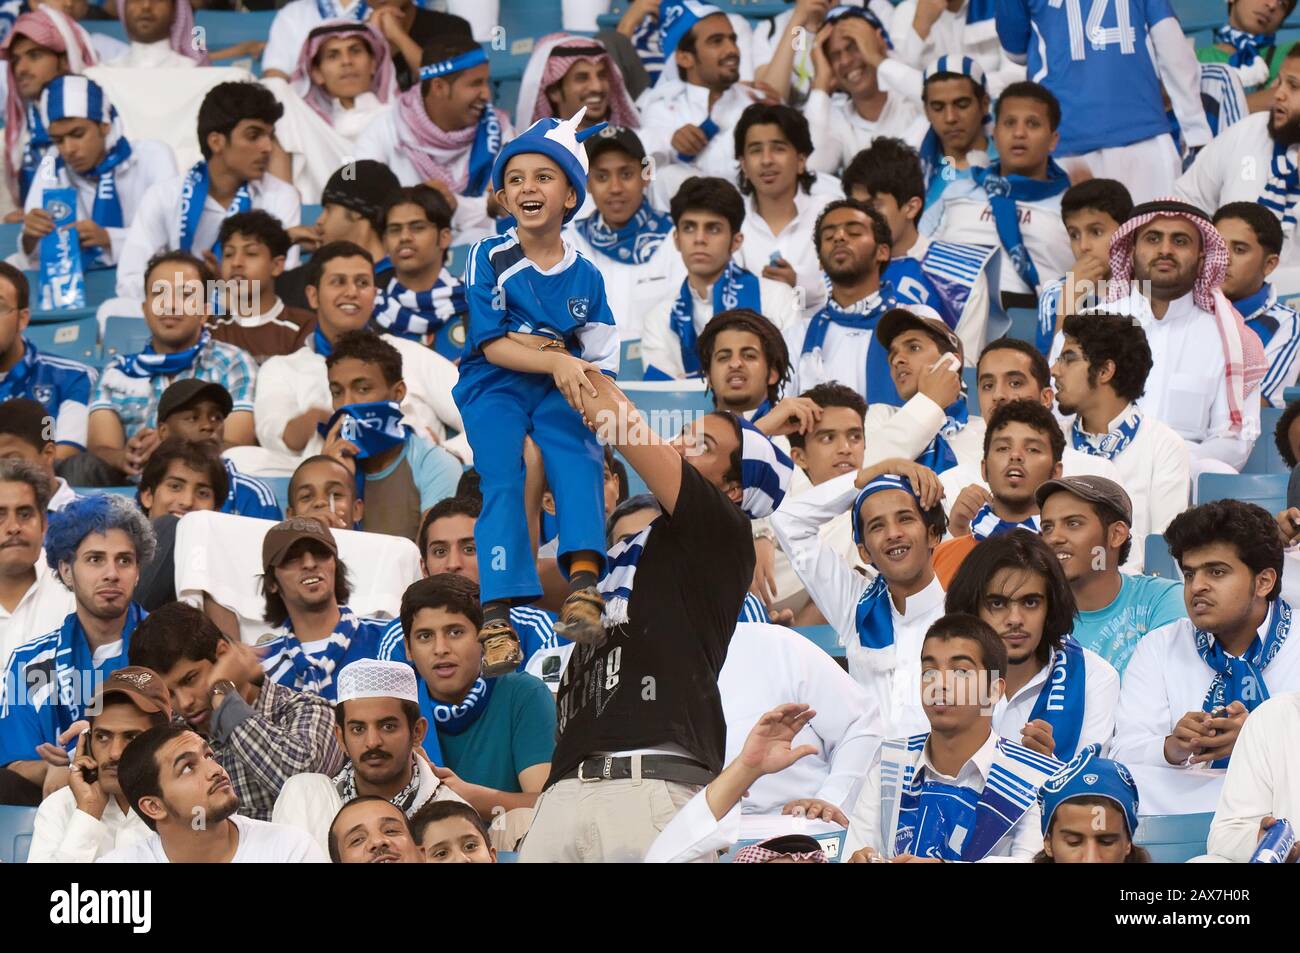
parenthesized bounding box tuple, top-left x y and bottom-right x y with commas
(0, 804, 37, 864)
(24, 316, 99, 366)
(193, 10, 277, 52)
(1243, 406, 1287, 474)
(1196, 471, 1288, 514)
(963, 365, 980, 417)
(102, 315, 151, 366)
(620, 381, 714, 439)
(0, 220, 20, 255)
(302, 204, 322, 227)
(620, 339, 644, 380)
(1144, 534, 1179, 582)
(1174, 0, 1232, 30)
(795, 624, 844, 658)
(1005, 306, 1038, 344)
(1133, 812, 1215, 863)
(262, 476, 291, 514)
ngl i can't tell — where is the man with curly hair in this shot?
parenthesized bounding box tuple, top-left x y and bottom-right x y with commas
(0, 493, 155, 804)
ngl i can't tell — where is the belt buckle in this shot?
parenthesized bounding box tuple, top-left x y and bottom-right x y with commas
(577, 757, 613, 782)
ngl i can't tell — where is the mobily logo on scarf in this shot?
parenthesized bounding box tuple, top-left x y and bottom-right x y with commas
(49, 884, 151, 933)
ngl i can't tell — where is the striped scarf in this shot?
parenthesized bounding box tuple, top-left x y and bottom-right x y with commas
(373, 271, 467, 340)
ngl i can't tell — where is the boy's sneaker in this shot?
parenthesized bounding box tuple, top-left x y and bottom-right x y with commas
(554, 586, 607, 646)
(478, 619, 524, 677)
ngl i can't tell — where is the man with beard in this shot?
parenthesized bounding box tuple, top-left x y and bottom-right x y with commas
(1177, 46, 1300, 267)
(515, 33, 641, 133)
(272, 658, 466, 854)
(327, 795, 422, 863)
(1097, 200, 1268, 477)
(102, 724, 326, 862)
(29, 666, 171, 861)
(104, 0, 205, 69)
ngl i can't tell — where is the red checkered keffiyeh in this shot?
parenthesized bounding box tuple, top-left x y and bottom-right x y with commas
(1105, 198, 1268, 435)
(514, 33, 639, 133)
(731, 837, 829, 863)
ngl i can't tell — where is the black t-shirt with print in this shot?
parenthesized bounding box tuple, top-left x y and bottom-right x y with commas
(548, 458, 755, 784)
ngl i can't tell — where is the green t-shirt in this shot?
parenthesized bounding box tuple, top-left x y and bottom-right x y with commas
(437, 672, 557, 793)
(1197, 42, 1286, 89)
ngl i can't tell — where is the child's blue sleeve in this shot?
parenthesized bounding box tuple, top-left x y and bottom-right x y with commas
(464, 238, 514, 354)
(574, 272, 620, 377)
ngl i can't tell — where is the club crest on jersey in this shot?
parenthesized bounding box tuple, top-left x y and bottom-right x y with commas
(568, 297, 590, 320)
(32, 384, 53, 405)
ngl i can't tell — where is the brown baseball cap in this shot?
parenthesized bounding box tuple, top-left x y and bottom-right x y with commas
(262, 516, 338, 572)
(1035, 475, 1133, 525)
(876, 307, 964, 362)
(92, 666, 173, 719)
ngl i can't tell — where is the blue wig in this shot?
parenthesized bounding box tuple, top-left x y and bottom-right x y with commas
(45, 494, 157, 575)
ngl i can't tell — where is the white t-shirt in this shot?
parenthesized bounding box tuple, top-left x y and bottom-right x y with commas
(97, 814, 328, 862)
(804, 88, 928, 178)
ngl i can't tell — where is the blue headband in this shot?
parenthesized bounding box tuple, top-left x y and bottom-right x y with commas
(850, 474, 918, 545)
(419, 46, 488, 82)
(1038, 744, 1141, 839)
(824, 5, 893, 49)
(659, 0, 725, 58)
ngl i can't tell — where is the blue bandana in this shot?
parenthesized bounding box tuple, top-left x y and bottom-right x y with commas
(177, 160, 251, 256)
(916, 397, 969, 474)
(1038, 743, 1139, 837)
(317, 400, 409, 460)
(426, 675, 495, 735)
(661, 261, 761, 377)
(800, 285, 900, 404)
(117, 329, 210, 379)
(574, 200, 672, 264)
(1027, 637, 1088, 760)
(1197, 598, 1291, 768)
(1071, 403, 1142, 461)
(971, 160, 1070, 293)
(1214, 24, 1276, 68)
(969, 503, 1038, 541)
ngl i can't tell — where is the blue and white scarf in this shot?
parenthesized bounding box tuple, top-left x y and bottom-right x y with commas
(177, 160, 251, 255)
(316, 0, 367, 20)
(1198, 597, 1291, 768)
(881, 732, 1061, 861)
(800, 284, 899, 404)
(971, 160, 1070, 293)
(38, 604, 145, 735)
(849, 475, 923, 651)
(916, 397, 969, 474)
(464, 96, 502, 197)
(117, 328, 210, 379)
(19, 104, 49, 203)
(574, 200, 672, 264)
(1213, 24, 1276, 68)
(373, 272, 467, 340)
(262, 605, 369, 697)
(598, 518, 659, 627)
(60, 135, 132, 233)
(1258, 139, 1299, 239)
(1027, 637, 1087, 760)
(427, 675, 495, 735)
(661, 261, 761, 378)
(969, 504, 1039, 541)
(1071, 403, 1142, 461)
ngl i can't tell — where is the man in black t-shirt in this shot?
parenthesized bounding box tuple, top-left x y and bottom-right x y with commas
(517, 373, 793, 863)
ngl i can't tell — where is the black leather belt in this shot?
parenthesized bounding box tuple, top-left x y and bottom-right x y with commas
(558, 755, 715, 786)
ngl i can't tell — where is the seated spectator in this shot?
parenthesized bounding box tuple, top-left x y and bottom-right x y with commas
(802, 8, 928, 177)
(773, 461, 948, 735)
(155, 379, 281, 521)
(100, 724, 327, 862)
(845, 613, 1057, 862)
(1035, 178, 1132, 357)
(931, 399, 1064, 584)
(135, 436, 226, 519)
(1206, 690, 1300, 862)
(730, 103, 836, 311)
(355, 33, 514, 245)
(399, 575, 555, 817)
(278, 161, 399, 312)
(0, 494, 153, 803)
(19, 76, 176, 269)
(326, 795, 421, 863)
(916, 56, 991, 208)
(371, 186, 467, 357)
(254, 242, 462, 473)
(253, 517, 395, 700)
(642, 177, 796, 380)
(1038, 476, 1185, 677)
(128, 601, 346, 821)
(0, 263, 96, 462)
(1212, 202, 1300, 408)
(105, 0, 205, 68)
(1195, 0, 1294, 107)
(82, 251, 257, 487)
(921, 81, 1072, 351)
(210, 210, 314, 364)
(1112, 501, 1300, 808)
(261, 0, 472, 90)
(0, 398, 79, 512)
(944, 530, 1120, 759)
(515, 32, 640, 132)
(28, 665, 170, 862)
(1052, 313, 1191, 565)
(566, 125, 674, 340)
(114, 81, 300, 303)
(271, 658, 466, 852)
(410, 798, 497, 863)
(284, 453, 363, 530)
(0, 458, 72, 665)
(1033, 744, 1150, 863)
(290, 20, 398, 143)
(843, 138, 993, 353)
(320, 330, 461, 540)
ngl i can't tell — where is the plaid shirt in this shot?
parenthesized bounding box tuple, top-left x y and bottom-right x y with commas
(208, 680, 344, 822)
(89, 338, 257, 439)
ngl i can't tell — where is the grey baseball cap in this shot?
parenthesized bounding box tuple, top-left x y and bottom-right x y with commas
(1035, 475, 1133, 524)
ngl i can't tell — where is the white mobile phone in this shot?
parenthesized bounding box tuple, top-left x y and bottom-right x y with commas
(928, 352, 960, 374)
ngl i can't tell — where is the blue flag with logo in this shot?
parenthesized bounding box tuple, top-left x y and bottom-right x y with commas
(38, 188, 85, 311)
